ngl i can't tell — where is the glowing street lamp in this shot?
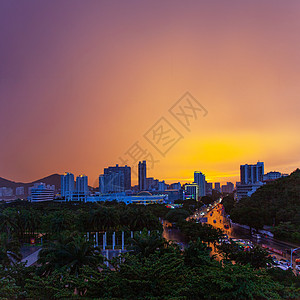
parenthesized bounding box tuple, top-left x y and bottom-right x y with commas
(291, 247, 300, 269)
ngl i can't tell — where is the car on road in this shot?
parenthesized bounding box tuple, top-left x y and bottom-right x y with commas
(218, 234, 230, 244)
(231, 239, 254, 250)
(276, 264, 291, 271)
(267, 254, 279, 266)
(252, 233, 261, 240)
(218, 238, 230, 244)
(276, 259, 292, 270)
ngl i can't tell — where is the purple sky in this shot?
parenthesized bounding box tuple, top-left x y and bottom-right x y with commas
(1, 1, 300, 185)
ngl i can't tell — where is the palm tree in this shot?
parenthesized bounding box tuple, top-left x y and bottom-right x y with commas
(89, 207, 119, 231)
(0, 233, 22, 266)
(119, 207, 133, 229)
(37, 233, 103, 276)
(128, 229, 166, 257)
(89, 209, 104, 231)
(101, 207, 119, 230)
(42, 211, 74, 236)
(9, 209, 26, 241)
(129, 208, 149, 231)
(0, 211, 16, 236)
(24, 209, 41, 238)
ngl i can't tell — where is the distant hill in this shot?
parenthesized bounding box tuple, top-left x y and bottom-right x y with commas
(0, 177, 18, 189)
(0, 174, 61, 195)
(31, 174, 61, 189)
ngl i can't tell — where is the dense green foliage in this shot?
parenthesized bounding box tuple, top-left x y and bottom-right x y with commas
(37, 232, 103, 276)
(174, 199, 203, 213)
(221, 194, 235, 215)
(230, 200, 265, 232)
(1, 201, 300, 299)
(0, 202, 165, 243)
(200, 196, 214, 206)
(165, 208, 190, 223)
(1, 235, 300, 299)
(128, 229, 167, 257)
(0, 233, 21, 266)
(229, 170, 300, 241)
(179, 220, 224, 244)
(217, 243, 272, 269)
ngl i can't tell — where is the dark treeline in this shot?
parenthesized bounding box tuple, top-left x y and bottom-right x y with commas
(1, 229, 300, 299)
(1, 200, 300, 299)
(0, 201, 167, 276)
(0, 201, 167, 243)
(222, 169, 300, 242)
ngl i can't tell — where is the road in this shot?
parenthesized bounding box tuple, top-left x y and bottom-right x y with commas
(21, 248, 41, 267)
(162, 219, 187, 248)
(192, 202, 300, 265)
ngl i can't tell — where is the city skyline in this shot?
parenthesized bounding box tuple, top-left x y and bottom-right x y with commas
(1, 1, 300, 185)
(0, 159, 294, 187)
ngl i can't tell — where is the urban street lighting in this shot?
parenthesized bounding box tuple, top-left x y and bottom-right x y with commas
(290, 247, 300, 269)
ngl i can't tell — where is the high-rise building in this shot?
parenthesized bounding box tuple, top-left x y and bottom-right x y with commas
(240, 161, 264, 184)
(221, 182, 234, 194)
(171, 182, 181, 190)
(99, 164, 130, 194)
(138, 160, 147, 191)
(99, 171, 124, 194)
(76, 175, 89, 194)
(99, 174, 106, 194)
(29, 183, 54, 195)
(72, 175, 89, 201)
(214, 182, 221, 192)
(30, 184, 54, 202)
(194, 171, 206, 197)
(205, 182, 213, 195)
(236, 182, 263, 200)
(146, 177, 159, 191)
(104, 164, 131, 191)
(237, 161, 265, 200)
(61, 173, 75, 199)
(158, 180, 166, 191)
(185, 183, 199, 200)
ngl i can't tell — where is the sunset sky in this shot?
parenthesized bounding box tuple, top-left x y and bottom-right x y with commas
(1, 1, 300, 186)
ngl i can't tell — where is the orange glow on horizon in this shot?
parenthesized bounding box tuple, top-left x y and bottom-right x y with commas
(1, 1, 300, 186)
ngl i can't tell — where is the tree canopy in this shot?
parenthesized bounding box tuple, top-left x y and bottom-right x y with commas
(1, 236, 299, 299)
(229, 169, 300, 241)
(1, 199, 300, 299)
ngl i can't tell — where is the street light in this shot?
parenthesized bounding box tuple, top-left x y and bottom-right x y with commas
(290, 247, 300, 269)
